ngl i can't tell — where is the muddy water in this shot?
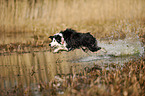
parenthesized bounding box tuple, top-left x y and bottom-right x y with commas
(0, 32, 144, 93)
(0, 49, 93, 91)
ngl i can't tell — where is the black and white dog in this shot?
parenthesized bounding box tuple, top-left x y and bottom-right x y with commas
(49, 28, 102, 53)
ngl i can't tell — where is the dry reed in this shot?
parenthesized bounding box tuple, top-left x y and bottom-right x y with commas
(0, 0, 145, 38)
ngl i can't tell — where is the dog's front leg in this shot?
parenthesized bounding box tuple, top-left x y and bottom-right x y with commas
(81, 47, 89, 52)
(53, 48, 60, 53)
(53, 47, 68, 53)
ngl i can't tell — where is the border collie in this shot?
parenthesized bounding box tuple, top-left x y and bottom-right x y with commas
(49, 28, 102, 53)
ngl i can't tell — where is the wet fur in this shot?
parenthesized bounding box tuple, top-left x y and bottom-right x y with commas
(49, 28, 101, 53)
(60, 29, 101, 52)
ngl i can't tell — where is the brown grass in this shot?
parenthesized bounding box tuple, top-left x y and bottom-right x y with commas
(0, 56, 144, 96)
(0, 0, 145, 39)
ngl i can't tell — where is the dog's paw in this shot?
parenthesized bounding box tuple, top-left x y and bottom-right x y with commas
(53, 49, 59, 53)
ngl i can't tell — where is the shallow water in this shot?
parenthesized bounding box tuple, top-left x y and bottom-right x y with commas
(0, 32, 144, 94)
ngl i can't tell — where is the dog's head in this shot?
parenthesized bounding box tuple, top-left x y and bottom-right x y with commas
(49, 33, 64, 48)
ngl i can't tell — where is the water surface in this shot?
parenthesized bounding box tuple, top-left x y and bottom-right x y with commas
(0, 32, 144, 94)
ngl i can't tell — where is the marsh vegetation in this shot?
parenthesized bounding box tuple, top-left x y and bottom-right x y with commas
(0, 0, 145, 38)
(0, 0, 145, 95)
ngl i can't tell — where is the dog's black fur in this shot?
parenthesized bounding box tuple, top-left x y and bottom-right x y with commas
(60, 28, 101, 52)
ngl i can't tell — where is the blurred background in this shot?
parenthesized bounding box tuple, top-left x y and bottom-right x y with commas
(0, 0, 144, 43)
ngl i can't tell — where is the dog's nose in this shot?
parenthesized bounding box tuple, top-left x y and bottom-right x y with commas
(49, 44, 51, 46)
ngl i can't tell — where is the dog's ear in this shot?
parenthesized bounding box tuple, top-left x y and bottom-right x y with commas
(49, 36, 54, 40)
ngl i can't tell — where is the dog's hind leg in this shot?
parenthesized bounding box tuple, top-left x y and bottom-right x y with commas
(89, 47, 107, 54)
(100, 48, 107, 53)
(88, 46, 101, 52)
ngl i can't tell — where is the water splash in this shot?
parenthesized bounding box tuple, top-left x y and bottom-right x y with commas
(78, 33, 144, 62)
(98, 34, 144, 56)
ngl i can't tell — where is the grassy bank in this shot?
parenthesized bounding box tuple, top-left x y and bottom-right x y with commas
(0, 0, 145, 39)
